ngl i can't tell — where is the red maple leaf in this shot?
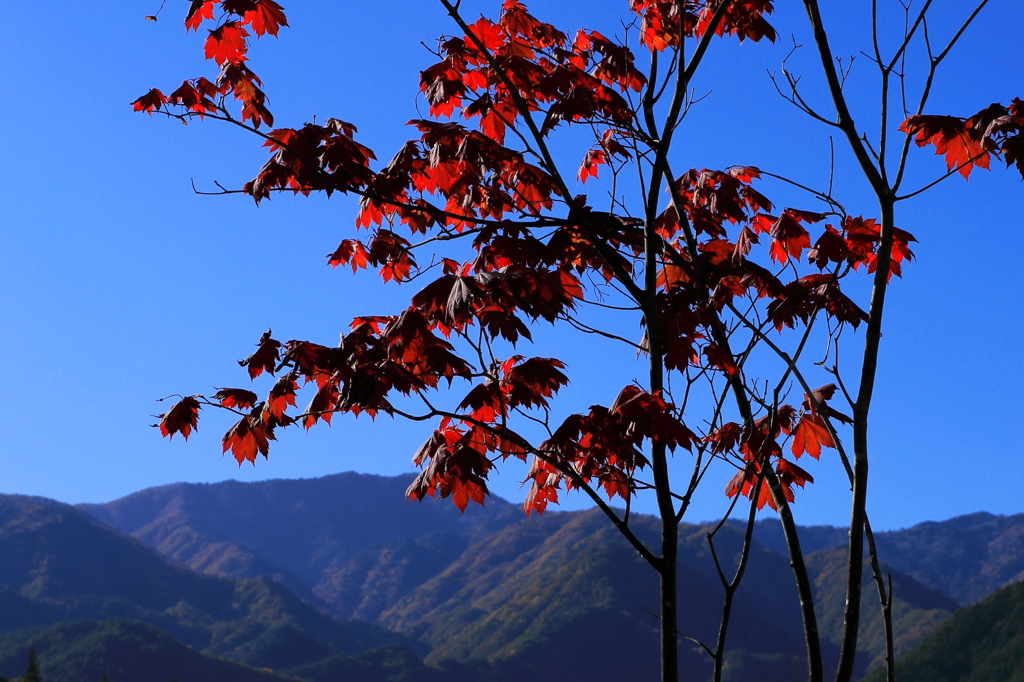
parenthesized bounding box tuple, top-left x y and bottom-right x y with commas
(245, 0, 289, 37)
(264, 375, 298, 419)
(900, 114, 990, 178)
(807, 226, 848, 270)
(222, 416, 270, 464)
(213, 388, 259, 410)
(769, 212, 811, 264)
(577, 148, 606, 182)
(131, 89, 167, 113)
(790, 414, 834, 459)
(156, 396, 200, 440)
(239, 330, 281, 379)
(205, 22, 250, 65)
(185, 0, 218, 31)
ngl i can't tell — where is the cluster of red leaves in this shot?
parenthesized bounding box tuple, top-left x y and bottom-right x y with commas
(713, 384, 849, 510)
(246, 119, 376, 202)
(900, 99, 1024, 179)
(628, 0, 776, 52)
(420, 3, 645, 138)
(653, 168, 889, 349)
(521, 386, 695, 515)
(132, 0, 287, 128)
(147, 1, 969, 516)
(405, 355, 571, 511)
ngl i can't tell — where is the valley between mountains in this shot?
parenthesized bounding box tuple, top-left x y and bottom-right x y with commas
(1, 472, 1022, 681)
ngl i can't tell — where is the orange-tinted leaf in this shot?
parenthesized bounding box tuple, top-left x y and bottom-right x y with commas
(222, 416, 270, 464)
(303, 381, 339, 430)
(458, 383, 505, 423)
(264, 375, 298, 419)
(790, 414, 834, 459)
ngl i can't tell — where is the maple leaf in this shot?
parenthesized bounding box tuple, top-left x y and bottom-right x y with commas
(732, 226, 759, 265)
(774, 457, 814, 506)
(769, 212, 811, 264)
(807, 226, 848, 270)
(241, 94, 274, 128)
(465, 17, 506, 54)
(131, 89, 167, 114)
(524, 464, 561, 516)
(213, 388, 259, 410)
(303, 381, 339, 430)
(577, 148, 606, 182)
(900, 114, 989, 178)
(222, 415, 270, 464)
(501, 357, 569, 409)
(185, 0, 218, 31)
(205, 22, 250, 65)
(220, 0, 258, 15)
(264, 375, 298, 419)
(245, 0, 288, 37)
(706, 422, 743, 455)
(406, 426, 493, 511)
(790, 414, 834, 459)
(698, 0, 777, 44)
(239, 329, 281, 379)
(808, 383, 837, 403)
(730, 166, 761, 182)
(458, 383, 505, 423)
(724, 465, 754, 499)
(156, 396, 200, 440)
(168, 80, 217, 116)
(703, 344, 739, 377)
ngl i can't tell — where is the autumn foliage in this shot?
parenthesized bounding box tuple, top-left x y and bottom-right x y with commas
(140, 3, 1021, 681)
(143, 0, 1021, 516)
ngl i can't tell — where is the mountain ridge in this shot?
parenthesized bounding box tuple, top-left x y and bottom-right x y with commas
(40, 472, 1024, 680)
(0, 493, 423, 674)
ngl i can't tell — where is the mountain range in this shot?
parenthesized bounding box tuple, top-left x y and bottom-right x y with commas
(0, 472, 1019, 680)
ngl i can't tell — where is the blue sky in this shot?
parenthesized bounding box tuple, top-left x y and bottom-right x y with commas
(0, 1, 1020, 530)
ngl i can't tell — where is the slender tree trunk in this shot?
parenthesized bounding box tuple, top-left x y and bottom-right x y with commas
(865, 519, 896, 682)
(660, 504, 679, 682)
(709, 320, 823, 682)
(835, 199, 895, 682)
(643, 143, 679, 678)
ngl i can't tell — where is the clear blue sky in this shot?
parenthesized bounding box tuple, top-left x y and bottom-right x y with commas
(0, 1, 1020, 530)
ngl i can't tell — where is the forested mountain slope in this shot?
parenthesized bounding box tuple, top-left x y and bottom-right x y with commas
(76, 474, 1024, 680)
(80, 472, 521, 616)
(862, 578, 1024, 682)
(0, 620, 289, 682)
(0, 494, 419, 673)
(751, 512, 1024, 605)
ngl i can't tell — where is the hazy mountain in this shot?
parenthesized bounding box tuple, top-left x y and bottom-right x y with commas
(0, 494, 419, 672)
(805, 547, 960, 673)
(861, 578, 1024, 682)
(751, 512, 1024, 605)
(377, 509, 815, 681)
(80, 472, 520, 617)
(75, 473, 1024, 680)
